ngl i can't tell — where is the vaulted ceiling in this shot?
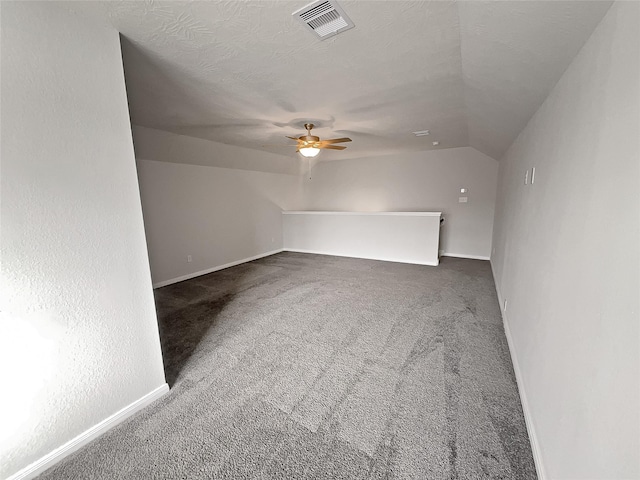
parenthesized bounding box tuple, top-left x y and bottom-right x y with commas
(74, 1, 611, 161)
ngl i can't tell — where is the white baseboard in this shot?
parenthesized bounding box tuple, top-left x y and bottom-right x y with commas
(8, 383, 169, 480)
(490, 261, 546, 480)
(282, 248, 439, 266)
(153, 249, 285, 288)
(441, 252, 491, 261)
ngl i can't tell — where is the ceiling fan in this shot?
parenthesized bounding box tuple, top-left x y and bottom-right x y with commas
(278, 123, 352, 158)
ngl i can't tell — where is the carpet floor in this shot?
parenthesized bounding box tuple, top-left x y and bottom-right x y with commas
(38, 252, 537, 479)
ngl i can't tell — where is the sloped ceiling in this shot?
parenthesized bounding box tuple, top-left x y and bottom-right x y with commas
(73, 0, 611, 161)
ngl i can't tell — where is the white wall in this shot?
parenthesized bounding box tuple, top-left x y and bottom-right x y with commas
(132, 125, 301, 176)
(134, 128, 303, 286)
(491, 2, 639, 478)
(283, 212, 442, 266)
(0, 3, 166, 479)
(302, 147, 498, 259)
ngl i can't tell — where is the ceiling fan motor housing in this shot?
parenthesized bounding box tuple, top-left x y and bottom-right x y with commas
(301, 124, 319, 144)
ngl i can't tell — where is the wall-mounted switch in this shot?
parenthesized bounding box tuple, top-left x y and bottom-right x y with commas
(531, 167, 536, 184)
(187, 255, 192, 263)
(504, 299, 508, 311)
(458, 196, 468, 203)
(524, 169, 529, 185)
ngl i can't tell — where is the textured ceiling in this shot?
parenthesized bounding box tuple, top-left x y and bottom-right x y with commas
(71, 0, 611, 161)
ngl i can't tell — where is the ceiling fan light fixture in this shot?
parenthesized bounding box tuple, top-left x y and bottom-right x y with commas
(279, 123, 350, 157)
(299, 147, 321, 158)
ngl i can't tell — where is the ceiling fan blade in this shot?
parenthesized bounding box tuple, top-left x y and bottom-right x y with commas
(321, 145, 347, 150)
(286, 136, 301, 141)
(320, 137, 352, 144)
(262, 144, 299, 147)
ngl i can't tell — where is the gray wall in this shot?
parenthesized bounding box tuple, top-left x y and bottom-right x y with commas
(0, 3, 166, 478)
(302, 147, 498, 259)
(133, 127, 303, 287)
(136, 159, 302, 286)
(491, 2, 639, 477)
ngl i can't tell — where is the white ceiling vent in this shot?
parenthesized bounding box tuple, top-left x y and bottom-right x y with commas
(292, 0, 355, 40)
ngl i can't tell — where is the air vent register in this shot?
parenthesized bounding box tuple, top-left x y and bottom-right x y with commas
(292, 0, 355, 40)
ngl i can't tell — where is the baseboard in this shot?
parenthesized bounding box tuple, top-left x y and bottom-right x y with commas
(441, 252, 491, 261)
(153, 249, 285, 288)
(8, 383, 169, 480)
(489, 260, 504, 311)
(282, 248, 439, 266)
(490, 261, 547, 480)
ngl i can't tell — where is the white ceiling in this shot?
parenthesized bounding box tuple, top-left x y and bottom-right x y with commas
(73, 0, 612, 161)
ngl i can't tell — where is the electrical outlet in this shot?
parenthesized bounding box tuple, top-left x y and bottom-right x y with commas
(458, 196, 468, 203)
(187, 255, 192, 263)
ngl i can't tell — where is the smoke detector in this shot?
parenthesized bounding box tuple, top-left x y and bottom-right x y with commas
(292, 0, 355, 40)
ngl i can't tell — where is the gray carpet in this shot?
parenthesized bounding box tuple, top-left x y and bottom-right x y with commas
(38, 252, 537, 479)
